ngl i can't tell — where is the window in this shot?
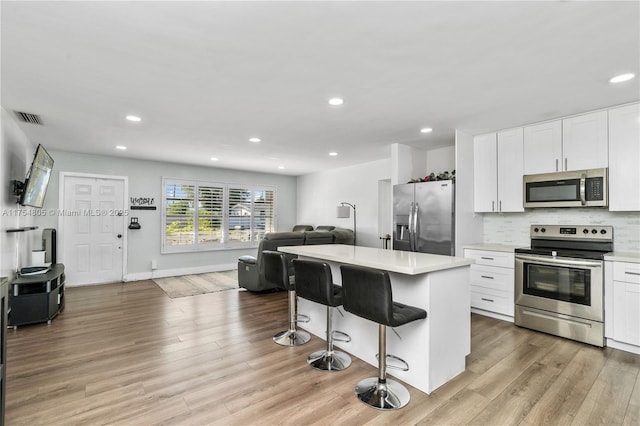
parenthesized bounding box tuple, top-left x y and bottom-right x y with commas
(162, 178, 276, 253)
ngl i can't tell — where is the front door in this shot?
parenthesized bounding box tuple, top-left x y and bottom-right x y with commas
(61, 174, 126, 285)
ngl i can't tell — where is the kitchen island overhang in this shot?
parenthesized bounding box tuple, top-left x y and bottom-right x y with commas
(279, 244, 473, 395)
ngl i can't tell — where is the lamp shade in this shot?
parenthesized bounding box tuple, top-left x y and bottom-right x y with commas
(336, 205, 351, 218)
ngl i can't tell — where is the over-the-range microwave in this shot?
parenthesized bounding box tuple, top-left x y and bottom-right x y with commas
(523, 168, 608, 208)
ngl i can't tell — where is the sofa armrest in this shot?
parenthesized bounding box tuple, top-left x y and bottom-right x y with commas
(238, 255, 257, 265)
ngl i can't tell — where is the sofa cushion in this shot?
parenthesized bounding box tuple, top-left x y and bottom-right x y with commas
(262, 232, 306, 250)
(304, 231, 334, 244)
(292, 225, 314, 232)
(315, 225, 336, 231)
(332, 228, 355, 244)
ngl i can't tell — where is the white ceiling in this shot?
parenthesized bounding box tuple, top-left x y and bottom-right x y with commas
(2, 1, 638, 176)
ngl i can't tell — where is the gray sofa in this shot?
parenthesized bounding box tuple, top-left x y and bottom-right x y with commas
(237, 227, 354, 292)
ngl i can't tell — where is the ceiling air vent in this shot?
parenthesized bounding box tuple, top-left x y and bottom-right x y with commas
(13, 111, 43, 125)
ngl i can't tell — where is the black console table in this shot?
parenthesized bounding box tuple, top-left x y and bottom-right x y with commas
(9, 264, 65, 329)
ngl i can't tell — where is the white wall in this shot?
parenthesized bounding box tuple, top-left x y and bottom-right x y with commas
(391, 143, 426, 185)
(0, 108, 37, 278)
(297, 158, 392, 248)
(426, 146, 455, 176)
(33, 151, 298, 281)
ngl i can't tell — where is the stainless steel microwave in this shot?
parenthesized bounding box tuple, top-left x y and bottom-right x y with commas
(523, 168, 608, 208)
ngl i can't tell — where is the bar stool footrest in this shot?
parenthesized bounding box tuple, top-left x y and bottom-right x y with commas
(375, 353, 410, 371)
(331, 329, 351, 343)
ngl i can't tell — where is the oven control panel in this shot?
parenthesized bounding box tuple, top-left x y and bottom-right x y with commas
(530, 225, 613, 241)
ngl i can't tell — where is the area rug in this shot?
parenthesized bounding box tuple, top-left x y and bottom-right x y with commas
(153, 270, 239, 298)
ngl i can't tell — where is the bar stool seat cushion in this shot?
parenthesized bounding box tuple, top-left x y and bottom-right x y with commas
(390, 301, 428, 327)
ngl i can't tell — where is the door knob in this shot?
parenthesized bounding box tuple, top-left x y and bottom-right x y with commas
(117, 234, 122, 239)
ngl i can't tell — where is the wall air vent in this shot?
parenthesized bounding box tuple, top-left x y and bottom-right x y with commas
(13, 111, 43, 125)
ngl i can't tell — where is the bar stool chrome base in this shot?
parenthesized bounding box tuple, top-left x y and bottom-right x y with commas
(354, 377, 410, 410)
(273, 329, 310, 346)
(307, 349, 352, 371)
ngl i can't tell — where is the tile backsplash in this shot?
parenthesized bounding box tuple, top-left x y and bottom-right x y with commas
(482, 209, 640, 252)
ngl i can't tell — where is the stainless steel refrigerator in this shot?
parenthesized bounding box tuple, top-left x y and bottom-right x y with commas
(393, 180, 455, 255)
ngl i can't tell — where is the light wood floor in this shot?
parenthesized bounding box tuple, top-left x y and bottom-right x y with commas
(5, 280, 640, 425)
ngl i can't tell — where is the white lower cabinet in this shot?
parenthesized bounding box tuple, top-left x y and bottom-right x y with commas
(605, 260, 640, 353)
(464, 248, 515, 321)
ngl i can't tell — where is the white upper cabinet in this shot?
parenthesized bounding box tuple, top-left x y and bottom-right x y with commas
(497, 128, 524, 212)
(474, 129, 524, 213)
(608, 103, 640, 211)
(562, 110, 608, 171)
(473, 133, 498, 212)
(523, 111, 608, 174)
(523, 120, 562, 174)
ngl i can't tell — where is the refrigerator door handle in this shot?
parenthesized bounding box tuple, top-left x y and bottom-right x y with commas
(412, 202, 419, 251)
(408, 202, 414, 251)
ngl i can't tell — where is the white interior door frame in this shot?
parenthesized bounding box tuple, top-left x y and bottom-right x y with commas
(58, 172, 129, 283)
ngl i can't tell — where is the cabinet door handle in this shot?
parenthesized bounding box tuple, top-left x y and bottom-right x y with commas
(499, 200, 502, 212)
(565, 158, 568, 171)
(491, 201, 495, 212)
(480, 257, 494, 260)
(555, 159, 559, 172)
(625, 271, 640, 276)
(481, 275, 495, 279)
(481, 298, 494, 303)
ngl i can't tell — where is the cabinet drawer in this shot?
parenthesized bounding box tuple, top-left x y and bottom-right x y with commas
(471, 286, 514, 316)
(613, 262, 640, 284)
(470, 265, 514, 292)
(465, 249, 514, 269)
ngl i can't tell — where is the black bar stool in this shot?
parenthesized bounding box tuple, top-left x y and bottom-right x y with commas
(340, 264, 427, 410)
(263, 250, 310, 346)
(293, 259, 351, 371)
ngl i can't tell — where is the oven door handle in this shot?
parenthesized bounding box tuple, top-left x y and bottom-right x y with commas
(515, 254, 602, 268)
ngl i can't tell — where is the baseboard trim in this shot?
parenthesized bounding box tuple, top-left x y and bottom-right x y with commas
(471, 308, 514, 323)
(606, 338, 640, 355)
(124, 263, 238, 282)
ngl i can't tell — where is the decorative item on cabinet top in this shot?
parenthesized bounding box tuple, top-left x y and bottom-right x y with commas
(408, 170, 455, 183)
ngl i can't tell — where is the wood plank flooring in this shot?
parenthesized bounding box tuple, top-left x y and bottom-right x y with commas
(5, 280, 640, 425)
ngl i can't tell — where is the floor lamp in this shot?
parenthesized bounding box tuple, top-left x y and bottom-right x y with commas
(336, 202, 356, 245)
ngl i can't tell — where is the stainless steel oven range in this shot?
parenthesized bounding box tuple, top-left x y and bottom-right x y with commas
(515, 225, 613, 347)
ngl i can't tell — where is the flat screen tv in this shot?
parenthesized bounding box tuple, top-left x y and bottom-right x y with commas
(20, 144, 54, 208)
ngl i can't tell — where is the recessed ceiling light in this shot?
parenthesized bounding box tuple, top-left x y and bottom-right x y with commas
(420, 128, 433, 133)
(278, 166, 285, 170)
(249, 137, 261, 143)
(609, 73, 635, 83)
(116, 145, 127, 150)
(328, 98, 344, 106)
(210, 157, 219, 161)
(125, 115, 141, 122)
(329, 152, 338, 156)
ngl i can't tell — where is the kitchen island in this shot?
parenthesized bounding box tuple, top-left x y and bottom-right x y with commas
(279, 244, 473, 394)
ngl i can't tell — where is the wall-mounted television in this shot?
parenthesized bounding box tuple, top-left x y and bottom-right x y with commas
(19, 144, 54, 208)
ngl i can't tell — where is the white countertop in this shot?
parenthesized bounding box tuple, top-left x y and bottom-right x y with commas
(279, 244, 473, 275)
(604, 252, 640, 263)
(463, 243, 522, 253)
